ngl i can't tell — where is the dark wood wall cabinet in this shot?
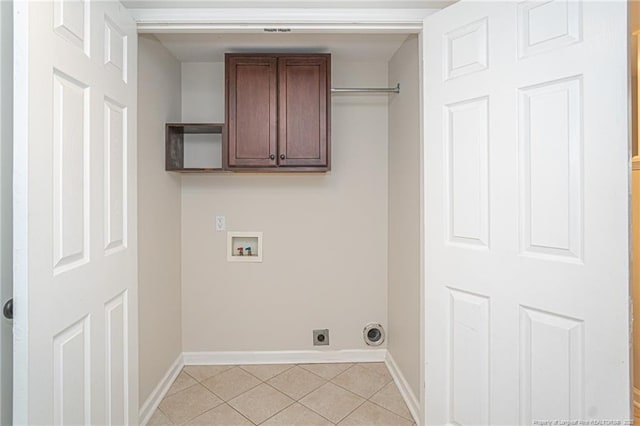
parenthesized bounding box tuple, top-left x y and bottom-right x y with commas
(226, 53, 331, 171)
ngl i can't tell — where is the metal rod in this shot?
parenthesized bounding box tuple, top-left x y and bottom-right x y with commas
(330, 83, 400, 94)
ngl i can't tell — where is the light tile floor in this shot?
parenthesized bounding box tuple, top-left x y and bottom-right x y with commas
(148, 363, 416, 425)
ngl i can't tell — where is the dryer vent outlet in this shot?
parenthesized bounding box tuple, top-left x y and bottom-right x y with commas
(313, 329, 329, 346)
(363, 323, 385, 346)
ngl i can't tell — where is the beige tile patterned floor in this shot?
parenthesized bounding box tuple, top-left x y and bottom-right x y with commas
(148, 363, 416, 426)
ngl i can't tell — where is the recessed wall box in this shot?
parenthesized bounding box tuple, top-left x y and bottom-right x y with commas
(227, 232, 263, 262)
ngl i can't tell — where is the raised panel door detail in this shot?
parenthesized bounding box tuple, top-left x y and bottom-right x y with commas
(444, 17, 488, 80)
(104, 98, 127, 255)
(104, 17, 127, 83)
(518, 0, 582, 59)
(53, 0, 90, 55)
(519, 76, 583, 262)
(448, 288, 490, 425)
(227, 57, 277, 167)
(445, 96, 490, 248)
(278, 56, 329, 167)
(105, 291, 128, 425)
(16, 1, 138, 424)
(53, 70, 90, 275)
(53, 316, 91, 425)
(519, 306, 584, 424)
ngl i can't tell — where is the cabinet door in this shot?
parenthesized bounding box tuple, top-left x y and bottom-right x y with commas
(278, 55, 330, 168)
(226, 55, 277, 167)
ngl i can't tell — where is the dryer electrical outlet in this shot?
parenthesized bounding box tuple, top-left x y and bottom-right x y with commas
(313, 329, 329, 346)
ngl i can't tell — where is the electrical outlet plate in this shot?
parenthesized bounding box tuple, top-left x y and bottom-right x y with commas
(215, 216, 226, 231)
(313, 329, 329, 346)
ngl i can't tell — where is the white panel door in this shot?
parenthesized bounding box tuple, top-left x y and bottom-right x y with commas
(0, 2, 12, 425)
(13, 1, 138, 424)
(424, 1, 630, 424)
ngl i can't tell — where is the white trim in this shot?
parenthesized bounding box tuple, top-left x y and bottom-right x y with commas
(131, 8, 436, 32)
(418, 22, 427, 426)
(385, 351, 420, 424)
(138, 354, 184, 426)
(182, 349, 387, 365)
(137, 23, 423, 33)
(12, 0, 29, 423)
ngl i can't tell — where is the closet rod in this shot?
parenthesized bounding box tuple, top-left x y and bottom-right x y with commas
(330, 83, 400, 94)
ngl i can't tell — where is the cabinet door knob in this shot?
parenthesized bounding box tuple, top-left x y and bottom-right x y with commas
(280, 154, 286, 160)
(269, 154, 275, 160)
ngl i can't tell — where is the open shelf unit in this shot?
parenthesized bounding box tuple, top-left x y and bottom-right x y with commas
(165, 123, 226, 172)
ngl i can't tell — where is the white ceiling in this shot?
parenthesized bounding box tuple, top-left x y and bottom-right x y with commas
(132, 0, 446, 62)
(152, 32, 413, 62)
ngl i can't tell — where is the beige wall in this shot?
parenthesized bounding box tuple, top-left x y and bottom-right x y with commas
(180, 61, 390, 352)
(138, 35, 183, 404)
(387, 36, 421, 398)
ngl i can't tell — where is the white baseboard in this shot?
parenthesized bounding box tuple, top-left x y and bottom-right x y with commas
(385, 351, 420, 424)
(139, 354, 184, 426)
(183, 349, 387, 365)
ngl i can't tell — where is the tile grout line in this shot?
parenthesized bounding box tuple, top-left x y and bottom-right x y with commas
(257, 400, 337, 426)
(365, 392, 415, 423)
(203, 366, 265, 403)
(359, 373, 415, 424)
(226, 402, 262, 426)
(252, 386, 297, 425)
(326, 373, 388, 402)
(184, 365, 235, 383)
(235, 361, 346, 425)
(296, 362, 354, 381)
(294, 380, 366, 424)
(253, 381, 297, 423)
(280, 362, 393, 425)
(266, 366, 329, 400)
(177, 364, 297, 425)
(365, 383, 415, 422)
(265, 363, 353, 425)
(167, 367, 263, 424)
(226, 367, 296, 425)
(238, 363, 297, 382)
(181, 369, 199, 382)
(155, 406, 176, 425)
(333, 362, 385, 423)
(334, 395, 368, 425)
(262, 366, 337, 425)
(295, 364, 342, 381)
(295, 395, 347, 425)
(320, 363, 400, 424)
(164, 381, 205, 399)
(186, 386, 228, 425)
